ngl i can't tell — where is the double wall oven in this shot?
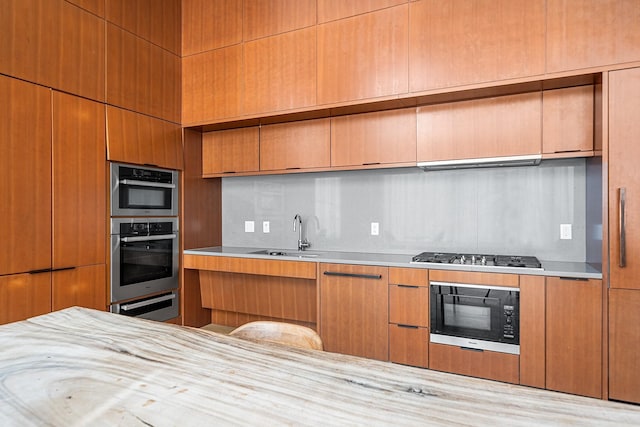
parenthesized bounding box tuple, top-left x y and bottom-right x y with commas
(109, 163, 179, 321)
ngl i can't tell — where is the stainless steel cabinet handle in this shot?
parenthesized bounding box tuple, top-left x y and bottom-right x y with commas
(619, 187, 626, 268)
(120, 234, 177, 243)
(120, 179, 176, 189)
(323, 271, 382, 280)
(121, 293, 176, 311)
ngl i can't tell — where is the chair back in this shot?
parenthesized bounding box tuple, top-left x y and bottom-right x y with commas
(229, 321, 323, 351)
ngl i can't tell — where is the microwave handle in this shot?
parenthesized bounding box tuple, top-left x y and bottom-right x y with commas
(120, 293, 176, 311)
(120, 179, 176, 189)
(120, 234, 177, 243)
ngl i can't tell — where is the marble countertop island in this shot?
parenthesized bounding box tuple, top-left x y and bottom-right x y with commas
(1, 307, 637, 426)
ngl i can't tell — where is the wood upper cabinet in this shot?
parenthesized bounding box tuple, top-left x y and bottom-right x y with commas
(409, 0, 545, 92)
(609, 289, 640, 404)
(202, 127, 260, 176)
(243, 27, 316, 115)
(319, 263, 389, 360)
(0, 76, 51, 276)
(106, 106, 183, 170)
(609, 68, 640, 290)
(417, 92, 541, 162)
(542, 85, 594, 155)
(546, 277, 602, 398)
(52, 264, 106, 312)
(546, 0, 640, 73)
(0, 0, 105, 102)
(260, 119, 330, 171)
(0, 273, 51, 325)
(317, 5, 408, 104)
(53, 92, 106, 268)
(331, 108, 417, 167)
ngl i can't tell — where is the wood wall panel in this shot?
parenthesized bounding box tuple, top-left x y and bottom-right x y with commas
(0, 273, 51, 325)
(52, 91, 106, 268)
(546, 0, 640, 73)
(106, 106, 183, 170)
(199, 271, 317, 323)
(519, 275, 545, 389)
(244, 27, 316, 115)
(184, 255, 316, 280)
(0, 0, 105, 101)
(318, 0, 407, 23)
(609, 289, 640, 404)
(243, 0, 316, 41)
(67, 0, 105, 17)
(260, 119, 330, 171)
(182, 45, 243, 124)
(0, 76, 52, 276)
(182, 269, 211, 328)
(52, 264, 106, 312)
(182, 0, 242, 56)
(202, 127, 259, 175)
(389, 325, 428, 368)
(318, 5, 408, 104)
(417, 92, 541, 162)
(429, 343, 519, 384)
(106, 23, 180, 123)
(409, 0, 545, 92)
(542, 85, 594, 154)
(106, 0, 181, 54)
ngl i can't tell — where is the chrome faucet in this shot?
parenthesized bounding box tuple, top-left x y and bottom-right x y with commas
(293, 214, 311, 251)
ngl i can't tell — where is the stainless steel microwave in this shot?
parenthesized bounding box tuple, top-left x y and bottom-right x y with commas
(111, 162, 178, 217)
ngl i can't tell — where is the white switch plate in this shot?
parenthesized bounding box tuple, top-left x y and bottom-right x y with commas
(371, 222, 379, 236)
(244, 221, 255, 233)
(560, 223, 572, 240)
(263, 221, 270, 233)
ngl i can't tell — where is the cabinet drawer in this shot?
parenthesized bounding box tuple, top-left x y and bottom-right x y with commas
(389, 267, 428, 287)
(389, 324, 428, 368)
(389, 284, 429, 327)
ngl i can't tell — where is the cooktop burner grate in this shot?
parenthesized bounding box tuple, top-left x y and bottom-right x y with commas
(411, 252, 542, 268)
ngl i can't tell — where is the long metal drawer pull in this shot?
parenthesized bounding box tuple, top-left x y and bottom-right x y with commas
(397, 324, 419, 329)
(397, 284, 419, 289)
(121, 293, 176, 311)
(619, 187, 626, 268)
(323, 271, 382, 280)
(120, 179, 175, 189)
(121, 234, 177, 243)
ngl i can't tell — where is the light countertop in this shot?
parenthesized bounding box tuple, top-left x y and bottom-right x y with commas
(184, 246, 602, 279)
(1, 307, 637, 426)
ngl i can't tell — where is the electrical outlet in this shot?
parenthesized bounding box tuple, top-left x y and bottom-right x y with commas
(560, 223, 572, 240)
(263, 221, 270, 233)
(371, 222, 379, 236)
(244, 221, 255, 233)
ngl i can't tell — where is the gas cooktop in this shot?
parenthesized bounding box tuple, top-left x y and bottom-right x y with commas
(411, 252, 542, 269)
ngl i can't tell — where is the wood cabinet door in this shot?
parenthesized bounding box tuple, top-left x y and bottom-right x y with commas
(519, 275, 545, 389)
(389, 324, 428, 368)
(52, 264, 106, 312)
(546, 0, 640, 74)
(609, 289, 640, 404)
(546, 277, 602, 398)
(319, 263, 389, 360)
(542, 85, 594, 155)
(0, 76, 51, 276)
(331, 108, 416, 167)
(53, 92, 106, 268)
(389, 285, 429, 327)
(409, 0, 545, 92)
(106, 105, 183, 170)
(0, 273, 51, 325)
(260, 119, 330, 171)
(202, 127, 260, 176)
(609, 68, 640, 289)
(417, 92, 541, 162)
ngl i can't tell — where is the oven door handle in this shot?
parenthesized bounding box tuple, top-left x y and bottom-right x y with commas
(120, 293, 176, 311)
(120, 179, 176, 189)
(120, 234, 177, 243)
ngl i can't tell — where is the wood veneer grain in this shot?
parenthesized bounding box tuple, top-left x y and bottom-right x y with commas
(0, 273, 51, 325)
(519, 275, 545, 389)
(181, 0, 242, 56)
(52, 264, 106, 312)
(260, 119, 330, 171)
(428, 270, 519, 288)
(184, 255, 316, 280)
(243, 0, 316, 41)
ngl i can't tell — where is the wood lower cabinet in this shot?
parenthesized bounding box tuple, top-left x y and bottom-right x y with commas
(519, 275, 546, 389)
(389, 325, 428, 368)
(52, 264, 106, 312)
(417, 92, 541, 162)
(0, 273, 51, 325)
(331, 108, 416, 167)
(546, 277, 602, 398)
(542, 85, 594, 156)
(260, 119, 330, 171)
(429, 343, 519, 384)
(609, 289, 640, 404)
(319, 263, 388, 360)
(202, 127, 259, 176)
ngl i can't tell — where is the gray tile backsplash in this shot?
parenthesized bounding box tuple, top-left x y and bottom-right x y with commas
(221, 158, 592, 262)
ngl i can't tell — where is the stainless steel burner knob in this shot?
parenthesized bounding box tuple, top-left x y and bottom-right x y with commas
(481, 256, 486, 265)
(471, 255, 476, 264)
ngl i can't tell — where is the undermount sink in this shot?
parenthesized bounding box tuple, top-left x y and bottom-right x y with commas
(250, 249, 325, 258)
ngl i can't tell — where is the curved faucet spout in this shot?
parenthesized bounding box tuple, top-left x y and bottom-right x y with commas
(292, 214, 310, 251)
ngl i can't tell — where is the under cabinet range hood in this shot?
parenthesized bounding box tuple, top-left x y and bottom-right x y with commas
(417, 154, 542, 171)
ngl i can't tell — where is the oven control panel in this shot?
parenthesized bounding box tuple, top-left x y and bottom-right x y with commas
(503, 305, 516, 340)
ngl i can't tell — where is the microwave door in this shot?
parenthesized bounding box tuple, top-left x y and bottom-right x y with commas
(440, 294, 501, 341)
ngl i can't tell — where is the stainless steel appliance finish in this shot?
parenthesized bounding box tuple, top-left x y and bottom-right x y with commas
(110, 217, 179, 303)
(110, 291, 179, 322)
(412, 252, 542, 269)
(111, 162, 178, 217)
(430, 281, 520, 355)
